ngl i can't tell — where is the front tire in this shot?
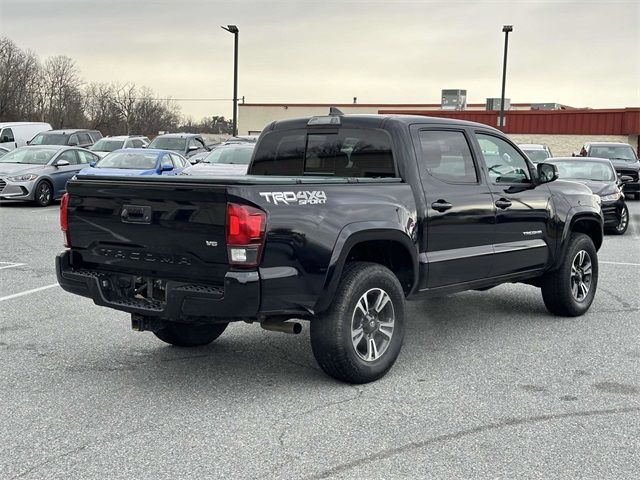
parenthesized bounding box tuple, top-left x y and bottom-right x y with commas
(541, 233, 598, 317)
(607, 203, 629, 235)
(310, 262, 405, 384)
(33, 180, 53, 207)
(153, 321, 228, 347)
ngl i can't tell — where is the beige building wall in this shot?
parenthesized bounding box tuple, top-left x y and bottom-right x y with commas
(508, 134, 639, 157)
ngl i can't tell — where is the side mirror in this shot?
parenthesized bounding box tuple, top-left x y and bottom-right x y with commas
(26, 140, 31, 145)
(68, 141, 78, 146)
(187, 145, 199, 151)
(160, 164, 174, 172)
(89, 161, 96, 168)
(619, 175, 633, 184)
(537, 163, 558, 184)
(56, 159, 70, 167)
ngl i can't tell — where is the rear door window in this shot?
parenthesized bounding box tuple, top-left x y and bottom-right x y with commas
(250, 128, 395, 177)
(418, 130, 478, 183)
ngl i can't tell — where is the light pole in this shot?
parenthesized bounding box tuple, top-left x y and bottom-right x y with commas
(221, 25, 239, 136)
(499, 25, 513, 132)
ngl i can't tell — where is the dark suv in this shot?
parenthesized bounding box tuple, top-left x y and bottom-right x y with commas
(30, 129, 103, 149)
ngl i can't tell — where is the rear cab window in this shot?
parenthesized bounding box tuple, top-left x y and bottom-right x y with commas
(249, 127, 396, 178)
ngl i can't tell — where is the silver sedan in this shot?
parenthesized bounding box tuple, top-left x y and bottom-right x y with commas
(0, 145, 100, 206)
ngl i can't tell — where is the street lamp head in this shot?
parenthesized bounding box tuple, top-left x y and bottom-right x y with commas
(221, 25, 239, 34)
(502, 25, 513, 33)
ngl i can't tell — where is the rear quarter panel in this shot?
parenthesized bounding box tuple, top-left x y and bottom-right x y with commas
(228, 181, 417, 315)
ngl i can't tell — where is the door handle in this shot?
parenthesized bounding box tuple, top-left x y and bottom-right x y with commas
(495, 198, 512, 209)
(431, 200, 453, 212)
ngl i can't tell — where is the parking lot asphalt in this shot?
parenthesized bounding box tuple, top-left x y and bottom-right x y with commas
(1, 199, 639, 479)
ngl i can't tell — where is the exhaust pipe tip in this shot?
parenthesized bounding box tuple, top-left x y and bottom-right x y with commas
(261, 320, 302, 335)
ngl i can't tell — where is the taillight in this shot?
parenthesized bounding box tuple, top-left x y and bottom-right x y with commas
(226, 203, 266, 267)
(60, 193, 71, 247)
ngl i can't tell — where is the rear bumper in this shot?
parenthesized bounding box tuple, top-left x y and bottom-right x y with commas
(56, 250, 260, 320)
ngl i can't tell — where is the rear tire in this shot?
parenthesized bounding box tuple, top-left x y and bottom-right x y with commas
(541, 233, 598, 317)
(153, 321, 228, 347)
(310, 262, 405, 384)
(33, 180, 53, 207)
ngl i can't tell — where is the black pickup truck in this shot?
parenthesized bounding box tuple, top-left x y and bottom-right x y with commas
(57, 113, 604, 383)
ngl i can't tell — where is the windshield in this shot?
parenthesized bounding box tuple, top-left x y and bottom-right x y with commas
(203, 146, 254, 165)
(96, 152, 159, 170)
(91, 139, 124, 152)
(522, 149, 550, 163)
(30, 133, 69, 145)
(589, 145, 636, 161)
(0, 148, 57, 165)
(553, 161, 616, 182)
(148, 137, 186, 152)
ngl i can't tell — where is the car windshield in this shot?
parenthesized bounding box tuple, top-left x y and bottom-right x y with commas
(202, 146, 254, 165)
(553, 161, 616, 182)
(148, 137, 186, 152)
(522, 149, 550, 163)
(589, 145, 636, 161)
(91, 139, 124, 152)
(0, 148, 57, 165)
(30, 133, 69, 145)
(96, 152, 158, 170)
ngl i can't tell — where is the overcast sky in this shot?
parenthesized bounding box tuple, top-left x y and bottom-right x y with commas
(1, 0, 638, 119)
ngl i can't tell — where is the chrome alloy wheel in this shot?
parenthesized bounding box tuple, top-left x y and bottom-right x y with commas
(37, 182, 51, 205)
(570, 250, 593, 302)
(351, 288, 395, 362)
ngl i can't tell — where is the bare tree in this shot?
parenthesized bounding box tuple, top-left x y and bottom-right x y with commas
(0, 37, 42, 121)
(0, 37, 184, 135)
(41, 55, 83, 128)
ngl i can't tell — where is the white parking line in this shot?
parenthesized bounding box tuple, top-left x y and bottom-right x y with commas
(600, 261, 640, 267)
(0, 283, 59, 302)
(0, 262, 26, 270)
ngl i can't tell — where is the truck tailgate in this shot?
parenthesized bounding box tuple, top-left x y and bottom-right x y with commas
(66, 177, 229, 283)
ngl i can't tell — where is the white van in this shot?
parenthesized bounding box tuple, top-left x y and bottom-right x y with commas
(0, 122, 52, 150)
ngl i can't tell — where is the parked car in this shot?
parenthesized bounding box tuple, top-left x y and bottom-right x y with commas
(181, 143, 255, 176)
(90, 135, 150, 158)
(57, 112, 603, 384)
(30, 129, 103, 149)
(78, 149, 189, 177)
(518, 143, 552, 163)
(0, 122, 52, 150)
(545, 157, 630, 235)
(147, 133, 209, 159)
(576, 141, 640, 199)
(0, 145, 99, 206)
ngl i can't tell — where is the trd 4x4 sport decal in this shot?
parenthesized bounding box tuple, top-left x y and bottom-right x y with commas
(259, 191, 327, 205)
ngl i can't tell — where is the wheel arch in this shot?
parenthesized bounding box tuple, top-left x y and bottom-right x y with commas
(314, 222, 419, 314)
(554, 211, 603, 271)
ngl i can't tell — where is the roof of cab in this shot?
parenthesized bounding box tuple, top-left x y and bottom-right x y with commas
(265, 113, 502, 133)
